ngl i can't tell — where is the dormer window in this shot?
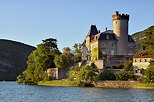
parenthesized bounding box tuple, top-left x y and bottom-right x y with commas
(106, 35, 109, 39)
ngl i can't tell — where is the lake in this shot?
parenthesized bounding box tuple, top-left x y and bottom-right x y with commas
(0, 82, 154, 102)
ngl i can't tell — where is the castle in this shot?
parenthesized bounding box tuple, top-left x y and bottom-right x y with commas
(82, 11, 135, 60)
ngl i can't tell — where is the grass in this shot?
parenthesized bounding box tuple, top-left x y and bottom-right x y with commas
(134, 83, 154, 87)
(38, 79, 80, 86)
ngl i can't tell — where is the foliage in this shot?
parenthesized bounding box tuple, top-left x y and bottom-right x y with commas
(98, 70, 116, 80)
(76, 65, 98, 83)
(134, 83, 154, 87)
(144, 64, 154, 83)
(123, 62, 134, 71)
(142, 29, 154, 50)
(63, 47, 71, 54)
(54, 53, 74, 68)
(72, 43, 82, 63)
(115, 71, 135, 81)
(16, 38, 59, 85)
(42, 38, 58, 51)
(111, 65, 124, 69)
(68, 66, 80, 81)
(91, 48, 99, 60)
(131, 26, 154, 51)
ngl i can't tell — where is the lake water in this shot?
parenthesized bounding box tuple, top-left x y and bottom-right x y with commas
(0, 82, 154, 102)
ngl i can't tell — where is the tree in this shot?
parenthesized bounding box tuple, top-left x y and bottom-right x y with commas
(123, 62, 134, 71)
(144, 61, 154, 83)
(73, 43, 82, 63)
(54, 53, 74, 68)
(42, 38, 58, 51)
(98, 70, 116, 80)
(16, 38, 59, 84)
(76, 65, 98, 83)
(63, 47, 71, 54)
(142, 30, 154, 50)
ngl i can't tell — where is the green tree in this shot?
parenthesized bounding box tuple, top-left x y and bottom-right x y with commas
(54, 53, 74, 68)
(144, 61, 154, 83)
(16, 38, 59, 84)
(123, 62, 134, 71)
(142, 30, 154, 50)
(98, 70, 116, 80)
(73, 43, 82, 63)
(77, 65, 98, 83)
(42, 38, 58, 51)
(63, 47, 71, 54)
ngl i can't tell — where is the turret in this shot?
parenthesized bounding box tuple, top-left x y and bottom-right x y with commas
(112, 11, 129, 55)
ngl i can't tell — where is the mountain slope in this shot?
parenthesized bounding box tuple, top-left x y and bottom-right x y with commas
(0, 39, 36, 81)
(131, 26, 154, 51)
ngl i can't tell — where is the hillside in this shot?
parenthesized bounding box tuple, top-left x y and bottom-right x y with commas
(0, 39, 36, 81)
(131, 26, 154, 51)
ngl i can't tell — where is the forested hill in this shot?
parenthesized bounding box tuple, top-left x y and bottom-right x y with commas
(131, 26, 154, 51)
(0, 39, 36, 81)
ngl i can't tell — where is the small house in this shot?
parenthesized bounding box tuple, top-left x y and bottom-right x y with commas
(133, 50, 154, 73)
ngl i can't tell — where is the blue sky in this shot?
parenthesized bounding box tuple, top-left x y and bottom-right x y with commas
(0, 0, 154, 50)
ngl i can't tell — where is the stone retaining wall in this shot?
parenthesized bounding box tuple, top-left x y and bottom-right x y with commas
(95, 81, 140, 88)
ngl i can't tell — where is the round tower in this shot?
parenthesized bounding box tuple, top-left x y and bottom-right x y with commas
(112, 11, 129, 55)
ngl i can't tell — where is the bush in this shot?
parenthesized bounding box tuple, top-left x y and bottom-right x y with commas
(98, 70, 116, 80)
(111, 65, 124, 69)
(76, 65, 98, 83)
(116, 71, 135, 81)
(144, 65, 154, 83)
(123, 62, 134, 71)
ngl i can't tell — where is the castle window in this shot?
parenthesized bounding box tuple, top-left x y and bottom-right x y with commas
(106, 35, 109, 39)
(130, 44, 133, 48)
(102, 43, 105, 47)
(134, 59, 137, 62)
(95, 36, 98, 40)
(111, 43, 114, 47)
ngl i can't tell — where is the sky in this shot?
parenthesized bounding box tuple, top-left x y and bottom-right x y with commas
(0, 0, 154, 50)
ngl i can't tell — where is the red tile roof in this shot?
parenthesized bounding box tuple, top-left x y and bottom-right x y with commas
(133, 50, 154, 58)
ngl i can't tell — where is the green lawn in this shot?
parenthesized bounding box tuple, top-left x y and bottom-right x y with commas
(38, 80, 80, 86)
(134, 83, 154, 87)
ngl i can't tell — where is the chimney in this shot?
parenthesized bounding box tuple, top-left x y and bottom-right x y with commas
(105, 27, 107, 31)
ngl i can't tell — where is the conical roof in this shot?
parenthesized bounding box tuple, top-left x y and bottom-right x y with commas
(87, 25, 98, 36)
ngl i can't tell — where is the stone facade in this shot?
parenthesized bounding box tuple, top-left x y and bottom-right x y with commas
(47, 68, 69, 80)
(82, 11, 135, 60)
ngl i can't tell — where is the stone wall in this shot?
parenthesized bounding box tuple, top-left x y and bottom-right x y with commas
(47, 67, 70, 80)
(79, 60, 104, 69)
(95, 81, 140, 88)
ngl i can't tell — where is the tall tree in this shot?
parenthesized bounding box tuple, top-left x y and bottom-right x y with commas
(73, 43, 82, 63)
(17, 38, 60, 84)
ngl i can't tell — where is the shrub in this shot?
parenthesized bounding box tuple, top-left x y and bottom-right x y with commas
(144, 65, 154, 83)
(98, 70, 116, 80)
(116, 71, 135, 81)
(123, 62, 134, 71)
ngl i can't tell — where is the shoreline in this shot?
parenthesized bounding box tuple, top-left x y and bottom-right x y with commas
(38, 84, 154, 89)
(38, 80, 154, 89)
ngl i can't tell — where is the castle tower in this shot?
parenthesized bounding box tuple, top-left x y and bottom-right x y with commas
(112, 11, 129, 55)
